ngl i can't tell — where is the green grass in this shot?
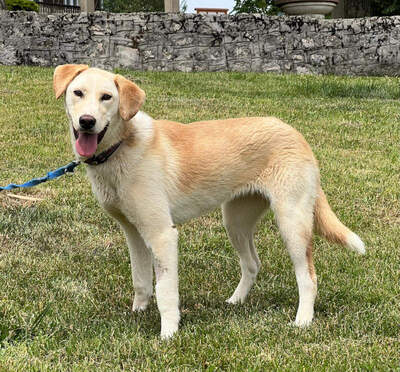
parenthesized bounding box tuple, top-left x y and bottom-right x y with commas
(0, 66, 399, 371)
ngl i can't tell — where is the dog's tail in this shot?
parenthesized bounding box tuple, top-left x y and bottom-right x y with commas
(314, 186, 365, 254)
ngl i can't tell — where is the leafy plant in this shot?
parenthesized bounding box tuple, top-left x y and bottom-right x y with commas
(102, 0, 163, 13)
(5, 0, 38, 11)
(232, 0, 280, 14)
(371, 0, 400, 15)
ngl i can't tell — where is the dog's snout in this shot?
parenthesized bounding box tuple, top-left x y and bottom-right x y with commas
(79, 115, 96, 130)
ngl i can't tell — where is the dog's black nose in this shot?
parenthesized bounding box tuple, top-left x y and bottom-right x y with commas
(79, 115, 96, 130)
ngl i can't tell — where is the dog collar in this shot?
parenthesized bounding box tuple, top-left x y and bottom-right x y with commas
(84, 141, 122, 166)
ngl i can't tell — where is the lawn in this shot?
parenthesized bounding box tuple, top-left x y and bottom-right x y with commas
(0, 66, 399, 371)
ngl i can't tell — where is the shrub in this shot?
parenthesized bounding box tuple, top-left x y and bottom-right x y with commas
(5, 0, 39, 11)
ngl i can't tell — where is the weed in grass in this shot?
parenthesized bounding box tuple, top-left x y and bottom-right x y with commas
(0, 303, 51, 348)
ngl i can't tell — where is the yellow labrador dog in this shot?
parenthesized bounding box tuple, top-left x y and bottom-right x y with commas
(54, 64, 365, 338)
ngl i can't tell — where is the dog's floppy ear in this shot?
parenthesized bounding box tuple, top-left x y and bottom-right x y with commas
(53, 64, 89, 99)
(114, 74, 146, 121)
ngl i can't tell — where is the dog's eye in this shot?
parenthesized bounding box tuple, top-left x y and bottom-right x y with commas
(74, 90, 83, 97)
(101, 94, 112, 101)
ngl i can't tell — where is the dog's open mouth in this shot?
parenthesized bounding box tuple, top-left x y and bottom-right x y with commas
(73, 124, 109, 158)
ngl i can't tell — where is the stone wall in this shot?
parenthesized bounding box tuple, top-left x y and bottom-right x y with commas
(1, 10, 400, 76)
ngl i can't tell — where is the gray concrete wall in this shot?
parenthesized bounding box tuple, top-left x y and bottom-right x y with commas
(1, 11, 400, 76)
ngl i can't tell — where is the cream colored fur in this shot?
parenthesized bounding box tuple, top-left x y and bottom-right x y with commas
(54, 65, 365, 339)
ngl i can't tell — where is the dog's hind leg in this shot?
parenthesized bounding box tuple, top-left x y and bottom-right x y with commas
(222, 193, 268, 304)
(272, 192, 317, 327)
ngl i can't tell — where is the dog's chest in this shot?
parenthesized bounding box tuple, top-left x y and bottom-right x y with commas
(87, 166, 122, 209)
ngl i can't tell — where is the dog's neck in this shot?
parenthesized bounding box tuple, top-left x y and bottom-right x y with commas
(84, 141, 123, 166)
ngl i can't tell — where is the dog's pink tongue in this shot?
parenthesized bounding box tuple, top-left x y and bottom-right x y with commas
(76, 132, 98, 157)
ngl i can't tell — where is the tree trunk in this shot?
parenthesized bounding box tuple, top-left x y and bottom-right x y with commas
(0, 0, 6, 10)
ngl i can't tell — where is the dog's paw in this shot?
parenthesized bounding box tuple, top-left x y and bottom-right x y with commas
(132, 296, 151, 312)
(160, 312, 179, 340)
(226, 294, 245, 305)
(160, 324, 178, 340)
(132, 303, 148, 312)
(293, 317, 313, 328)
(226, 297, 238, 305)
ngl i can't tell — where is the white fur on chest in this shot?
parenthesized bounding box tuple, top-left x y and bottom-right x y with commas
(87, 162, 124, 209)
(85, 111, 155, 211)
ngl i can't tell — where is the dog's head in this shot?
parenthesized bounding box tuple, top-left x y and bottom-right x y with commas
(53, 64, 145, 159)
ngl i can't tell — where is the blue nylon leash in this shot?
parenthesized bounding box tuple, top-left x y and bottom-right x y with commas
(0, 161, 80, 192)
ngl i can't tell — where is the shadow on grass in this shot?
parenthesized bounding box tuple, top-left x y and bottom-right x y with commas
(179, 287, 296, 325)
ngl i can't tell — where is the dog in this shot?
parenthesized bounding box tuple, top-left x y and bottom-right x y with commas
(53, 64, 365, 338)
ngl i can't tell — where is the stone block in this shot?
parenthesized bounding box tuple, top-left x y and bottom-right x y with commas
(115, 45, 141, 69)
(193, 47, 225, 63)
(260, 61, 282, 73)
(169, 33, 196, 47)
(226, 42, 252, 60)
(142, 47, 158, 61)
(0, 43, 20, 65)
(173, 60, 194, 72)
(227, 60, 252, 72)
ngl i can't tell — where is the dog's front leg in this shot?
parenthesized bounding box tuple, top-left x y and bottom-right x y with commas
(122, 223, 154, 311)
(120, 190, 180, 339)
(106, 211, 153, 311)
(143, 226, 180, 339)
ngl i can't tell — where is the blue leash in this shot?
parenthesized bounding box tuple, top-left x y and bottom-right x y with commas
(0, 161, 80, 192)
